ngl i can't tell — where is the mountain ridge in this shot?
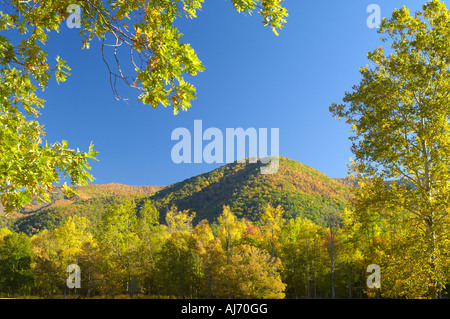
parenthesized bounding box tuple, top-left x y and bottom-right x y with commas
(143, 157, 352, 225)
(7, 157, 353, 235)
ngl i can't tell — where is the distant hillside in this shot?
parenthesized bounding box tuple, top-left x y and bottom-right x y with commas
(142, 157, 352, 226)
(7, 183, 164, 235)
(15, 183, 164, 213)
(8, 157, 352, 235)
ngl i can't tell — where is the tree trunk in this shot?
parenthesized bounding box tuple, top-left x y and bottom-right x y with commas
(348, 263, 352, 299)
(426, 219, 438, 299)
(329, 228, 335, 299)
(306, 239, 310, 298)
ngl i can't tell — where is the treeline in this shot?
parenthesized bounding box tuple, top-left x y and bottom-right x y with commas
(1, 200, 448, 299)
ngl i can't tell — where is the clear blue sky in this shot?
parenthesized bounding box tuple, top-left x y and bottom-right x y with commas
(33, 0, 430, 186)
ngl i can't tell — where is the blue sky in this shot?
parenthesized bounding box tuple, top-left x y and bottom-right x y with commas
(33, 0, 430, 186)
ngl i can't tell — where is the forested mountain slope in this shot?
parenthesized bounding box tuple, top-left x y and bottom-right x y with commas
(145, 157, 352, 225)
(8, 157, 352, 235)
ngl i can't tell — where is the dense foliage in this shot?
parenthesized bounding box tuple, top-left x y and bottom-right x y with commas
(0, 203, 375, 299)
(146, 157, 351, 225)
(330, 0, 450, 298)
(2, 157, 450, 298)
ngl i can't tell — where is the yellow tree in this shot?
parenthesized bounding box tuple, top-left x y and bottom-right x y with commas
(0, 228, 13, 241)
(260, 204, 285, 258)
(208, 239, 228, 298)
(192, 219, 215, 297)
(31, 229, 61, 297)
(280, 216, 324, 298)
(166, 205, 195, 234)
(330, 0, 450, 298)
(152, 205, 199, 297)
(95, 199, 140, 297)
(53, 215, 93, 267)
(77, 236, 101, 298)
(339, 208, 365, 299)
(52, 215, 94, 297)
(135, 200, 168, 296)
(219, 244, 286, 299)
(217, 206, 245, 264)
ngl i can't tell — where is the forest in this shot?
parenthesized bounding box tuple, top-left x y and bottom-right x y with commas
(1, 197, 448, 299)
(0, 201, 356, 299)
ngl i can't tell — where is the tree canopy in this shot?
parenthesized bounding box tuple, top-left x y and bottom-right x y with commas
(330, 0, 450, 298)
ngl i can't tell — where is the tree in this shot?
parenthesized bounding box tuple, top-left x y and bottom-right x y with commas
(324, 207, 340, 299)
(53, 215, 94, 298)
(95, 199, 140, 298)
(260, 204, 284, 258)
(280, 216, 324, 298)
(154, 231, 199, 298)
(31, 229, 61, 297)
(53, 215, 93, 266)
(340, 208, 364, 299)
(0, 232, 35, 296)
(166, 205, 195, 234)
(330, 0, 450, 298)
(135, 200, 167, 296)
(192, 219, 217, 297)
(240, 218, 263, 248)
(31, 216, 95, 297)
(217, 205, 245, 264)
(217, 244, 285, 299)
(0, 0, 287, 214)
(77, 236, 102, 298)
(0, 228, 13, 240)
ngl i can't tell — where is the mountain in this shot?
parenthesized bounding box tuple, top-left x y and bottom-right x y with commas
(8, 157, 353, 235)
(145, 157, 352, 225)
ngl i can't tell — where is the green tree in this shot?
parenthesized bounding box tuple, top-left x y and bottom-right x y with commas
(95, 199, 140, 298)
(31, 229, 60, 297)
(53, 215, 94, 297)
(0, 232, 35, 296)
(155, 231, 199, 298)
(135, 200, 167, 296)
(280, 216, 324, 298)
(0, 0, 287, 214)
(330, 0, 450, 299)
(77, 236, 102, 298)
